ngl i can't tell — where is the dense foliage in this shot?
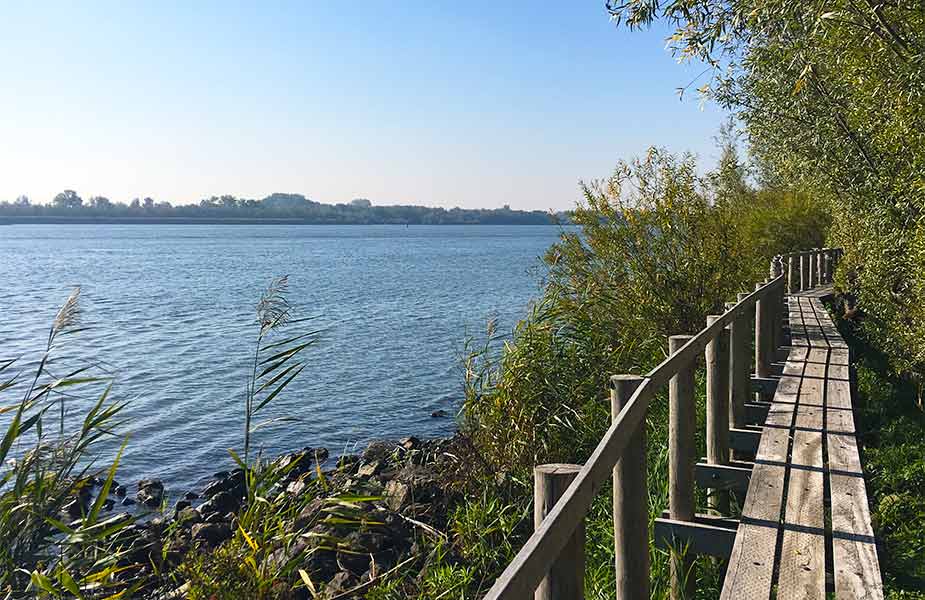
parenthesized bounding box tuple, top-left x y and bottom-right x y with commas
(0, 192, 556, 225)
(607, 0, 925, 389)
(457, 145, 828, 597)
(463, 146, 826, 473)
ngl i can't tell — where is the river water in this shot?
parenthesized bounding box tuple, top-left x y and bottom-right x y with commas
(0, 224, 559, 493)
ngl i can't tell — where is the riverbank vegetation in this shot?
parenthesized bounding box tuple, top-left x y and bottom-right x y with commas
(0, 192, 556, 225)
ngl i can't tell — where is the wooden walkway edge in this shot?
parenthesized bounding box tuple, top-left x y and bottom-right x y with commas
(484, 248, 885, 600)
(720, 286, 883, 599)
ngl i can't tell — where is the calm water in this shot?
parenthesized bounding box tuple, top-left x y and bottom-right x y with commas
(0, 224, 559, 493)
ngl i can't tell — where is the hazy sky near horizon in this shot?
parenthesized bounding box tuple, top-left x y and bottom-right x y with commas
(0, 2, 727, 211)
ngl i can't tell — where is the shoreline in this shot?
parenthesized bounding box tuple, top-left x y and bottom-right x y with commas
(68, 433, 475, 597)
(0, 217, 560, 226)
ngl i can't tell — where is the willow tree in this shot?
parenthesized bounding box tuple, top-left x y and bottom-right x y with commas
(608, 0, 925, 386)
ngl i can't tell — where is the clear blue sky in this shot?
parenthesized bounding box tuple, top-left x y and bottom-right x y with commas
(0, 1, 727, 211)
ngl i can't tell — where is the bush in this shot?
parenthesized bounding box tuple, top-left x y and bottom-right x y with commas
(463, 146, 828, 475)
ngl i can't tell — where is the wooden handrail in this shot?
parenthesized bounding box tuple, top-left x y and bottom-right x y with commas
(484, 274, 787, 599)
(486, 247, 844, 599)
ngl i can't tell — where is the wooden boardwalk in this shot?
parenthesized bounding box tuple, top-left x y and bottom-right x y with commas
(484, 249, 885, 600)
(721, 286, 883, 599)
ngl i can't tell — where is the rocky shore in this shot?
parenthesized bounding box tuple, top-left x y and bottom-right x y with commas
(66, 434, 479, 598)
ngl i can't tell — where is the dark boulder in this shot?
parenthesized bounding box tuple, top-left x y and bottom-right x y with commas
(136, 479, 164, 508)
(191, 522, 232, 547)
(199, 490, 238, 517)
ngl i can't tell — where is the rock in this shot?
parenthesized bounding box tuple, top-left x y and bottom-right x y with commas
(191, 523, 232, 546)
(176, 507, 202, 527)
(399, 436, 420, 451)
(199, 490, 238, 516)
(62, 498, 85, 519)
(431, 410, 447, 418)
(336, 455, 359, 470)
(213, 470, 229, 480)
(102, 498, 115, 511)
(121, 497, 136, 506)
(173, 499, 191, 518)
(384, 480, 412, 511)
(136, 479, 164, 508)
(114, 485, 127, 498)
(336, 549, 370, 576)
(183, 491, 199, 501)
(323, 571, 359, 598)
(286, 478, 308, 496)
(362, 441, 396, 463)
(202, 479, 227, 498)
(137, 478, 163, 492)
(202, 469, 245, 499)
(356, 461, 381, 478)
(293, 498, 326, 531)
(203, 511, 225, 524)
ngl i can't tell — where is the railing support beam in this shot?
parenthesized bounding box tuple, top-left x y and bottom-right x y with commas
(729, 296, 750, 460)
(534, 464, 584, 600)
(705, 316, 730, 515)
(669, 334, 697, 600)
(611, 375, 648, 600)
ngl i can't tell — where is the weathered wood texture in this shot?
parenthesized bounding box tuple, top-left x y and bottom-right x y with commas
(534, 464, 584, 600)
(611, 375, 648, 600)
(486, 250, 880, 600)
(484, 277, 785, 600)
(720, 286, 883, 600)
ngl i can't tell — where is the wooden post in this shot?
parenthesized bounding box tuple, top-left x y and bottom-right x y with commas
(787, 254, 797, 294)
(755, 282, 771, 379)
(799, 252, 808, 291)
(705, 317, 730, 515)
(669, 334, 696, 600)
(817, 249, 824, 284)
(729, 294, 750, 459)
(808, 250, 816, 288)
(534, 464, 584, 600)
(771, 258, 784, 351)
(611, 375, 648, 600)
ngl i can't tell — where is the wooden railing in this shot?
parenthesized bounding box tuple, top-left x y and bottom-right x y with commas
(484, 247, 843, 600)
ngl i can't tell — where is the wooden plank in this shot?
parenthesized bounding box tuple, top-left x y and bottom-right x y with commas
(777, 343, 827, 600)
(778, 429, 826, 599)
(826, 349, 884, 599)
(654, 516, 738, 559)
(695, 461, 751, 493)
(720, 347, 805, 599)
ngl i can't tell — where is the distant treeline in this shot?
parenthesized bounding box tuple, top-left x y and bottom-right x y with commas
(0, 191, 561, 225)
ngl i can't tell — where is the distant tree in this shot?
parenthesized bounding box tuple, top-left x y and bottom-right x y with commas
(52, 190, 83, 209)
(14, 195, 29, 206)
(262, 193, 314, 209)
(130, 198, 141, 209)
(143, 197, 155, 210)
(350, 198, 372, 208)
(87, 196, 112, 209)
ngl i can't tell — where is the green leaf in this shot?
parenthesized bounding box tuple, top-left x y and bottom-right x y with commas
(88, 436, 128, 525)
(31, 570, 59, 594)
(57, 569, 84, 599)
(254, 364, 305, 412)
